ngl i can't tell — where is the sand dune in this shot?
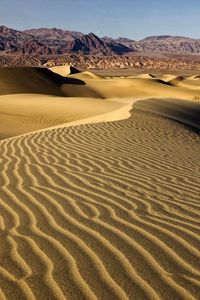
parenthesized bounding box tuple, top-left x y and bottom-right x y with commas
(131, 73, 155, 79)
(2, 67, 200, 139)
(168, 76, 200, 90)
(0, 108, 200, 299)
(158, 74, 178, 82)
(50, 65, 80, 77)
(1, 66, 200, 140)
(0, 94, 126, 139)
(67, 72, 200, 99)
(0, 66, 200, 299)
(0, 66, 91, 96)
(134, 98, 200, 130)
(68, 71, 104, 80)
(192, 75, 200, 79)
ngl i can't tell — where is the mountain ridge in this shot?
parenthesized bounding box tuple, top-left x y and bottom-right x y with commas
(2, 25, 200, 56)
(1, 25, 200, 69)
(0, 25, 133, 56)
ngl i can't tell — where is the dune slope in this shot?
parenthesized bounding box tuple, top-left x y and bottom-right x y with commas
(0, 94, 126, 140)
(0, 109, 200, 299)
(2, 67, 200, 141)
(0, 67, 103, 98)
(67, 73, 200, 99)
(134, 98, 200, 130)
(0, 67, 66, 96)
(50, 65, 80, 77)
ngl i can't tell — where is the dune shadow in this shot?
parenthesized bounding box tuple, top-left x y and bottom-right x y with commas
(133, 98, 200, 133)
(0, 67, 86, 96)
(37, 68, 85, 85)
(156, 79, 174, 86)
(168, 76, 185, 86)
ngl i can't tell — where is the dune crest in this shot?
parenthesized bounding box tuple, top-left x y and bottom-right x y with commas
(50, 65, 80, 77)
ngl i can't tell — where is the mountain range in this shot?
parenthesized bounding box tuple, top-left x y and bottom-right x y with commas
(1, 25, 200, 56)
(0, 25, 132, 56)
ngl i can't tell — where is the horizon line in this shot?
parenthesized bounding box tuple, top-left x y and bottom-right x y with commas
(1, 24, 200, 42)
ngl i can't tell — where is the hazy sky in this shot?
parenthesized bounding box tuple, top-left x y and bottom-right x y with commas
(1, 0, 200, 40)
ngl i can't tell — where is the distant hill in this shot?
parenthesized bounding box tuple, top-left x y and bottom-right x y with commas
(0, 26, 132, 56)
(104, 34, 200, 54)
(1, 26, 200, 69)
(23, 28, 85, 40)
(130, 35, 200, 53)
(1, 25, 200, 56)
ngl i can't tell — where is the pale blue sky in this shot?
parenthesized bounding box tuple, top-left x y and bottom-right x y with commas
(1, 0, 200, 40)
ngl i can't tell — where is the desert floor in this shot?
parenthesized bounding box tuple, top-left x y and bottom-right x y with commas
(0, 66, 200, 299)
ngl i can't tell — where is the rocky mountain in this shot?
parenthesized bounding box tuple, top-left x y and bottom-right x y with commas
(129, 35, 200, 53)
(2, 25, 200, 57)
(0, 26, 133, 56)
(23, 28, 84, 40)
(1, 26, 200, 69)
(103, 34, 200, 54)
(0, 25, 31, 52)
(102, 36, 136, 48)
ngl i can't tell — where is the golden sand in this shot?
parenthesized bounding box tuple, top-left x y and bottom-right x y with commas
(0, 66, 200, 299)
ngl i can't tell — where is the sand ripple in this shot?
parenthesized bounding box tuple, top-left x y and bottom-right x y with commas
(0, 110, 200, 299)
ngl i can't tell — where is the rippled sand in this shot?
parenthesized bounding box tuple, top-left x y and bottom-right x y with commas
(0, 66, 200, 299)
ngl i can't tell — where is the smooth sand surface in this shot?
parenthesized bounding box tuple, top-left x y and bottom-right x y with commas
(67, 72, 200, 100)
(0, 66, 200, 299)
(2, 69, 200, 139)
(0, 94, 126, 139)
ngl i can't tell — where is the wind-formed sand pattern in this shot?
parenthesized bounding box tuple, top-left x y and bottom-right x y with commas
(0, 66, 200, 299)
